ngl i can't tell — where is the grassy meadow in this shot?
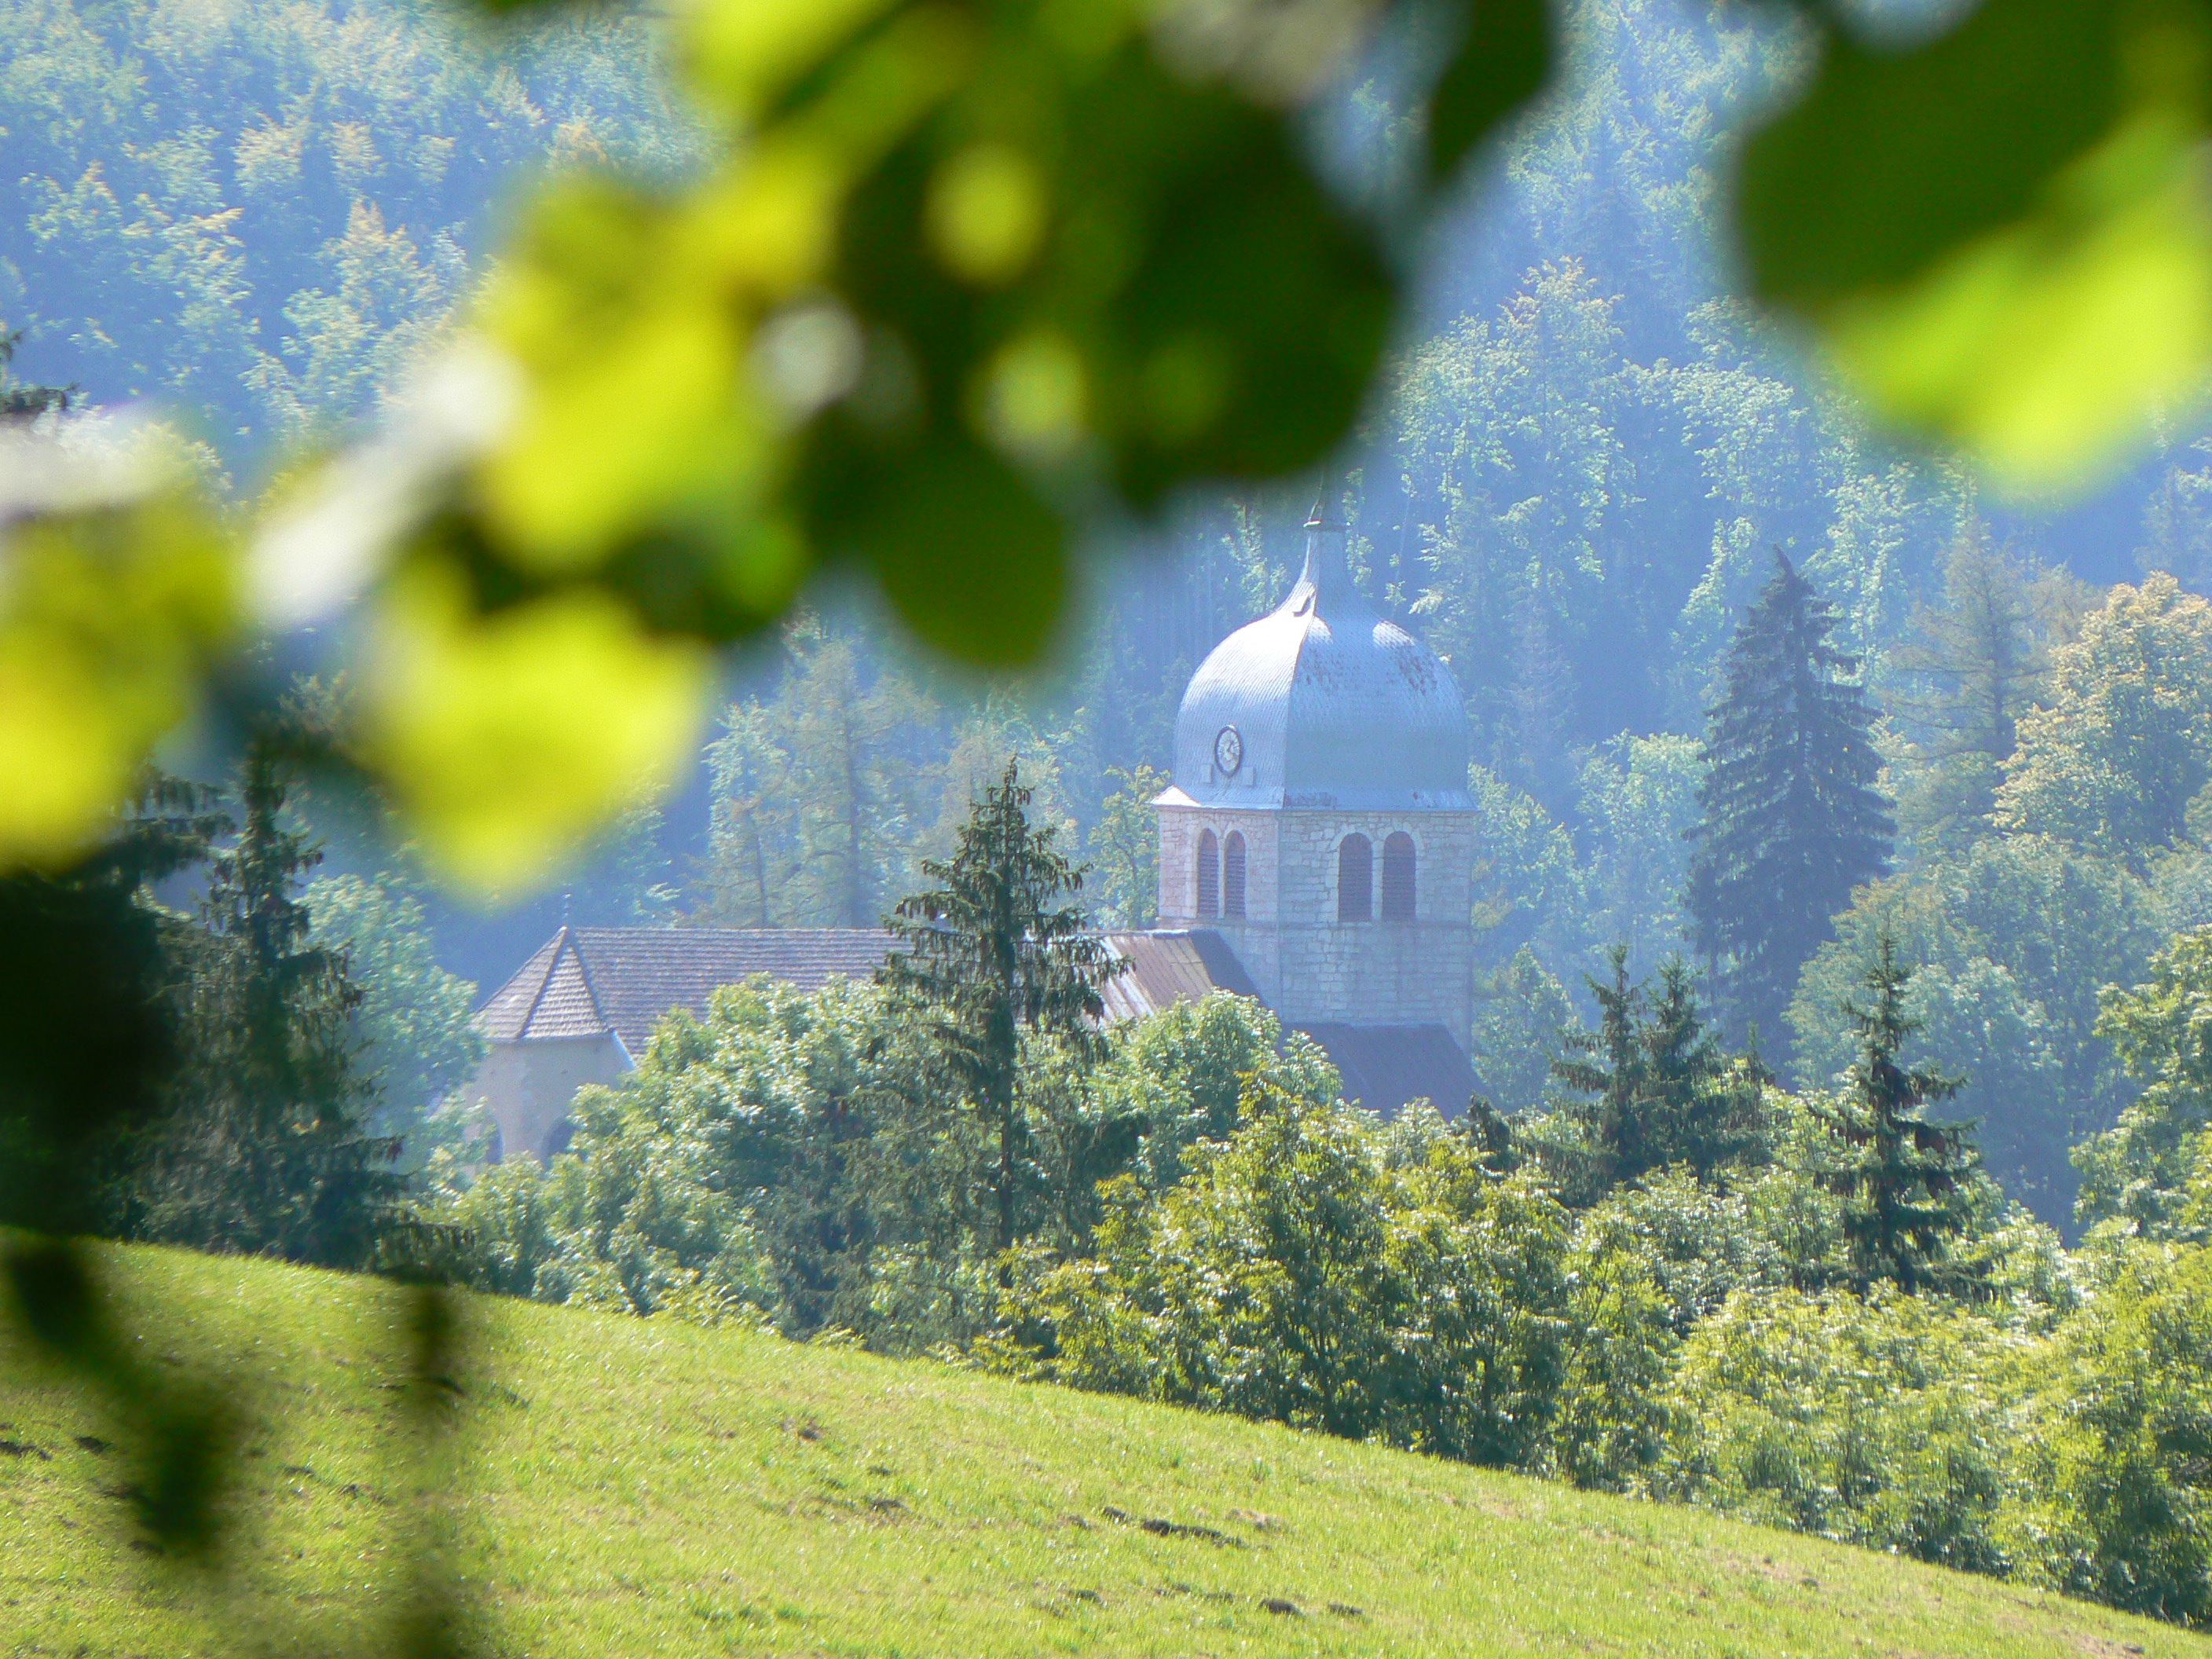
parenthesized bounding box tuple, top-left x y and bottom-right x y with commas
(0, 1243, 2200, 1658)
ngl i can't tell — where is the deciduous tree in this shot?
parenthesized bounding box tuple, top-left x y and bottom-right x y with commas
(1996, 576, 2212, 859)
(2074, 928, 2212, 1237)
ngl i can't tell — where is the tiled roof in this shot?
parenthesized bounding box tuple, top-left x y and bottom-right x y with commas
(1098, 929, 1262, 1022)
(473, 932, 574, 1042)
(1293, 1022, 1477, 1120)
(476, 927, 899, 1053)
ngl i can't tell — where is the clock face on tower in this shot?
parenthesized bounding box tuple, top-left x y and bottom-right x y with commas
(1213, 724, 1243, 776)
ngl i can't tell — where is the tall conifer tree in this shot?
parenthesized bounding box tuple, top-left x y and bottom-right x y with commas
(129, 736, 401, 1265)
(1547, 947, 1646, 1194)
(881, 760, 1122, 1255)
(1638, 958, 1768, 1181)
(1813, 935, 1979, 1295)
(1686, 554, 1892, 1039)
(1546, 950, 1766, 1195)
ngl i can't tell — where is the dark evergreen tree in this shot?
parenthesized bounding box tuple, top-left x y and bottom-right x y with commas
(1547, 946, 1646, 1196)
(125, 736, 401, 1266)
(1686, 553, 1893, 1039)
(0, 776, 223, 1239)
(1547, 949, 1767, 1196)
(1458, 1093, 1521, 1175)
(1638, 958, 1770, 1181)
(1812, 935, 1979, 1295)
(880, 760, 1122, 1255)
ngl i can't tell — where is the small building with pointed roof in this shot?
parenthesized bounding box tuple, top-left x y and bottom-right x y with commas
(462, 926, 898, 1160)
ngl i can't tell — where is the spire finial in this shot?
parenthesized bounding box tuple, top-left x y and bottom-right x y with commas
(1295, 466, 1356, 610)
(1307, 467, 1331, 529)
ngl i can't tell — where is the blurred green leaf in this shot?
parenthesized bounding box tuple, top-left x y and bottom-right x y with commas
(1826, 111, 2212, 489)
(1738, 0, 2134, 308)
(681, 0, 902, 125)
(1740, 0, 2212, 490)
(820, 434, 1068, 663)
(1427, 0, 1552, 179)
(0, 445, 236, 868)
(1082, 79, 1393, 500)
(362, 565, 709, 895)
(439, 0, 1397, 675)
(475, 180, 788, 569)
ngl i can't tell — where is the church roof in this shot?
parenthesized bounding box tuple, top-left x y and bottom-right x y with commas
(478, 925, 1478, 1121)
(476, 926, 899, 1053)
(1293, 1022, 1477, 1119)
(1101, 931, 1478, 1118)
(1098, 929, 1263, 1021)
(1169, 501, 1471, 812)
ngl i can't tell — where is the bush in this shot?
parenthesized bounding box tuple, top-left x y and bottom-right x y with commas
(987, 1089, 1578, 1470)
(1651, 1285, 2016, 1574)
(2004, 1233, 2212, 1623)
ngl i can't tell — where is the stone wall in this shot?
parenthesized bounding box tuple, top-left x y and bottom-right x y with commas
(1157, 806, 1280, 925)
(1157, 804, 1477, 1034)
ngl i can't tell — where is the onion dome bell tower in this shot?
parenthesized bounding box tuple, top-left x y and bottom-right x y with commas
(1152, 494, 1478, 1039)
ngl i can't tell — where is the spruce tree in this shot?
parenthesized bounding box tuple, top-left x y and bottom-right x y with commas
(1547, 947, 1646, 1194)
(1813, 934, 1979, 1295)
(1686, 553, 1892, 1039)
(129, 735, 401, 1266)
(881, 760, 1122, 1255)
(1638, 958, 1768, 1181)
(0, 775, 222, 1239)
(1547, 950, 1767, 1195)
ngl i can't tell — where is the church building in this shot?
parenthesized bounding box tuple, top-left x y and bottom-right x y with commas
(462, 496, 1479, 1162)
(1150, 493, 1480, 1099)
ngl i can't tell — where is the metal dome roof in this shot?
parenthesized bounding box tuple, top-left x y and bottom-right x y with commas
(1163, 504, 1471, 812)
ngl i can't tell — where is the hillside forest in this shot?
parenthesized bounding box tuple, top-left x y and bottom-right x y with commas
(21, 0, 2212, 1640)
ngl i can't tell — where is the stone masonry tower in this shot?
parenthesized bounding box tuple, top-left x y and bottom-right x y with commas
(1152, 497, 1478, 1037)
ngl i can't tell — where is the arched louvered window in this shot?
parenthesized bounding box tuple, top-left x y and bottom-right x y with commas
(1196, 829, 1220, 918)
(1381, 832, 1416, 921)
(1337, 833, 1372, 922)
(1222, 832, 1247, 918)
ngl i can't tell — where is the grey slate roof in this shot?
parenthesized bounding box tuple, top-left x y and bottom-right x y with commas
(1170, 508, 1471, 813)
(1101, 932, 1478, 1120)
(1293, 1022, 1477, 1119)
(476, 926, 899, 1053)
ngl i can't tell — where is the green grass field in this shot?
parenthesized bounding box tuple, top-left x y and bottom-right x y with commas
(1, 1243, 2203, 1658)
